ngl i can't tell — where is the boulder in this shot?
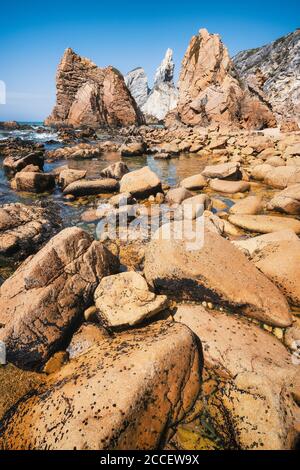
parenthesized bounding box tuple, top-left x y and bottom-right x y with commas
(0, 321, 202, 450)
(45, 48, 143, 127)
(180, 174, 207, 190)
(109, 192, 134, 207)
(181, 194, 212, 219)
(209, 179, 250, 194)
(63, 178, 119, 197)
(251, 163, 273, 181)
(94, 271, 168, 328)
(267, 183, 300, 214)
(20, 164, 41, 173)
(47, 144, 102, 161)
(174, 305, 299, 450)
(232, 229, 299, 258)
(228, 214, 300, 234)
(264, 166, 300, 189)
(3, 151, 44, 176)
(202, 163, 241, 180)
(14, 172, 55, 193)
(0, 203, 61, 260)
(58, 169, 86, 189)
(254, 240, 300, 307)
(119, 166, 162, 199)
(166, 187, 193, 205)
(120, 142, 146, 157)
(100, 162, 129, 180)
(0, 227, 117, 369)
(144, 222, 292, 327)
(229, 196, 263, 215)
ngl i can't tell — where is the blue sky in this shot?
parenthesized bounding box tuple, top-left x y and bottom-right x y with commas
(0, 0, 299, 121)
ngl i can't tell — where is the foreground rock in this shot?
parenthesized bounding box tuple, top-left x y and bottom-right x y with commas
(144, 222, 292, 327)
(228, 214, 300, 234)
(120, 141, 146, 157)
(202, 163, 241, 180)
(267, 183, 300, 215)
(119, 166, 162, 198)
(229, 196, 263, 215)
(100, 162, 129, 180)
(0, 203, 60, 260)
(0, 321, 202, 450)
(209, 179, 250, 194)
(254, 240, 300, 307)
(0, 227, 116, 369)
(14, 171, 55, 193)
(45, 48, 143, 127)
(58, 168, 87, 189)
(63, 178, 118, 197)
(3, 151, 44, 175)
(174, 305, 300, 450)
(232, 229, 299, 257)
(94, 271, 168, 328)
(180, 174, 207, 190)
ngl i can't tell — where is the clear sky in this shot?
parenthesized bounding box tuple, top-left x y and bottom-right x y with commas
(0, 0, 299, 122)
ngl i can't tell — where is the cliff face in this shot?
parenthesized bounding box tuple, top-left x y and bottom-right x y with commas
(125, 67, 149, 108)
(141, 49, 178, 121)
(176, 29, 276, 129)
(45, 48, 143, 128)
(233, 29, 300, 123)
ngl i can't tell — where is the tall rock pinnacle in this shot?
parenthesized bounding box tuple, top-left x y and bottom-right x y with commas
(125, 67, 149, 108)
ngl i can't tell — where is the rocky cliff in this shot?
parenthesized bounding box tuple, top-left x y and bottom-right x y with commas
(233, 29, 300, 123)
(141, 49, 178, 121)
(125, 67, 149, 108)
(45, 48, 143, 128)
(175, 29, 276, 129)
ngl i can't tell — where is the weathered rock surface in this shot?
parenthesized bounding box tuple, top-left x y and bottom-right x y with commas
(58, 169, 87, 189)
(120, 141, 146, 156)
(119, 166, 162, 198)
(174, 305, 300, 450)
(94, 271, 168, 328)
(63, 178, 118, 197)
(14, 171, 55, 193)
(176, 29, 275, 129)
(232, 229, 299, 257)
(233, 29, 300, 122)
(209, 179, 250, 194)
(0, 321, 202, 450)
(100, 162, 129, 180)
(142, 49, 178, 121)
(229, 196, 263, 215)
(202, 162, 241, 180)
(0, 227, 116, 369)
(180, 174, 207, 190)
(254, 240, 300, 306)
(267, 183, 300, 214)
(45, 48, 143, 127)
(46, 143, 102, 161)
(125, 67, 149, 108)
(228, 214, 300, 234)
(181, 194, 212, 219)
(144, 222, 292, 327)
(166, 187, 193, 204)
(3, 151, 44, 175)
(0, 203, 61, 259)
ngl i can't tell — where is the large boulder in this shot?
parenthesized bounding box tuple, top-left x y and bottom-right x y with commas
(166, 187, 193, 205)
(0, 321, 202, 450)
(14, 171, 55, 193)
(202, 162, 241, 180)
(232, 229, 299, 258)
(100, 162, 129, 180)
(174, 305, 300, 450)
(94, 271, 168, 328)
(0, 203, 61, 260)
(119, 166, 162, 199)
(180, 174, 207, 190)
(228, 214, 300, 234)
(229, 196, 263, 215)
(58, 168, 87, 189)
(209, 179, 250, 194)
(264, 166, 300, 189)
(254, 240, 300, 307)
(267, 183, 300, 214)
(144, 222, 292, 327)
(63, 178, 119, 197)
(176, 29, 275, 129)
(0, 227, 117, 369)
(120, 141, 146, 157)
(3, 151, 44, 176)
(45, 48, 143, 127)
